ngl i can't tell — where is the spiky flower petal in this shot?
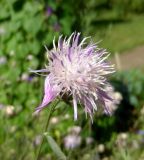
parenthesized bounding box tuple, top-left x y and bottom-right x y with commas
(32, 32, 115, 121)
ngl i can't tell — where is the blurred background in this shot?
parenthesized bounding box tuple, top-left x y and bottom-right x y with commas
(0, 0, 144, 159)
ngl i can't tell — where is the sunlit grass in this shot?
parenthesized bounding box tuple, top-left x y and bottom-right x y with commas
(90, 14, 144, 54)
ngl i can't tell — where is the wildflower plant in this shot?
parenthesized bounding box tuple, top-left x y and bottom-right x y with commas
(32, 32, 115, 121)
(31, 32, 115, 160)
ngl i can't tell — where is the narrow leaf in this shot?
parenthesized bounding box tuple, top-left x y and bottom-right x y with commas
(44, 133, 66, 160)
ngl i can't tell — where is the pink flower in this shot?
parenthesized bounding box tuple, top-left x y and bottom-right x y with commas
(63, 134, 81, 149)
(31, 32, 115, 121)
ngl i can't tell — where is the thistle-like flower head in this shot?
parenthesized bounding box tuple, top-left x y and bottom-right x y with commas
(32, 32, 115, 121)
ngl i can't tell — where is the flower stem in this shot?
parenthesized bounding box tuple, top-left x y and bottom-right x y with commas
(36, 99, 60, 160)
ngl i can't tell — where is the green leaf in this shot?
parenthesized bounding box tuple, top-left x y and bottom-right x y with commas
(130, 95, 138, 107)
(44, 133, 66, 160)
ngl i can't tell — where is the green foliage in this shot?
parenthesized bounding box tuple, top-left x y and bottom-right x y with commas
(44, 133, 66, 160)
(0, 0, 83, 159)
(111, 0, 144, 14)
(131, 0, 144, 13)
(0, 0, 144, 160)
(114, 70, 144, 107)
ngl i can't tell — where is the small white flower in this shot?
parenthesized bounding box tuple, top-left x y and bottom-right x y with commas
(98, 144, 105, 153)
(0, 27, 5, 35)
(5, 105, 15, 116)
(21, 73, 29, 81)
(50, 116, 59, 124)
(33, 135, 42, 146)
(27, 54, 33, 60)
(104, 86, 122, 113)
(0, 56, 7, 65)
(86, 137, 94, 145)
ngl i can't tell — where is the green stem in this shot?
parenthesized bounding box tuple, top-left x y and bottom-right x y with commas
(36, 99, 60, 160)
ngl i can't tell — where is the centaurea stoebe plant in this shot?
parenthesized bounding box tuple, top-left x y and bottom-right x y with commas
(32, 32, 115, 121)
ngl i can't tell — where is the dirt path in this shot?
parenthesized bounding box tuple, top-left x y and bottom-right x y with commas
(111, 46, 144, 70)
